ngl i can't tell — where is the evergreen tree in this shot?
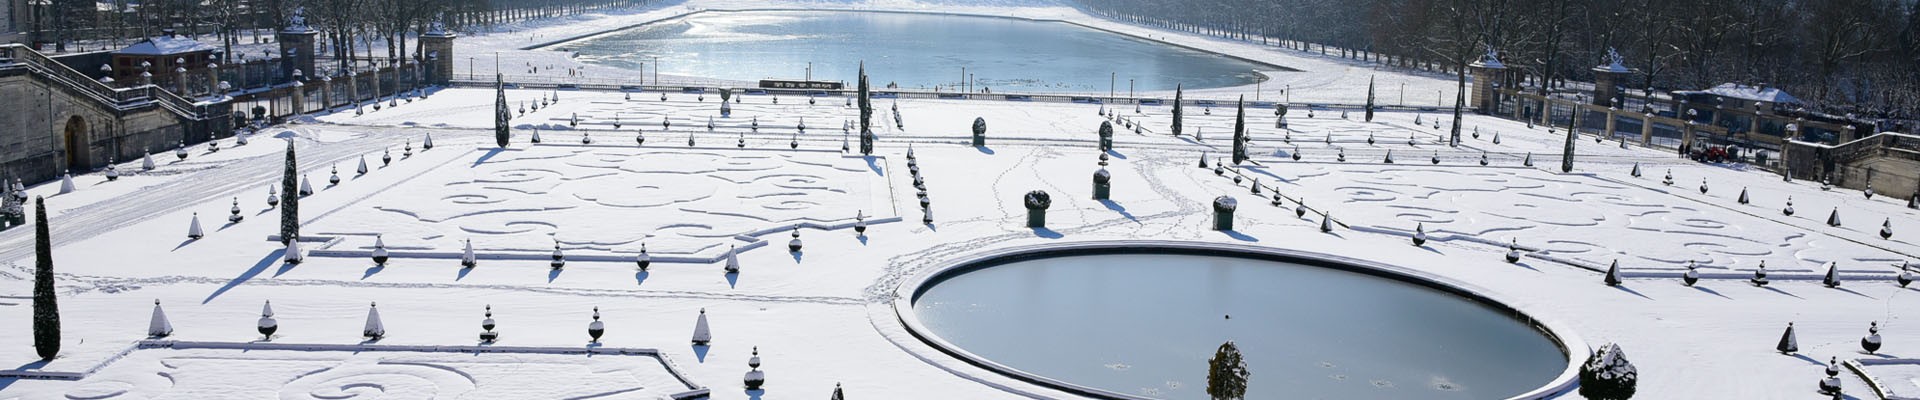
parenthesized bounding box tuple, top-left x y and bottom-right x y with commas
(858, 62, 874, 155)
(1231, 96, 1249, 164)
(33, 196, 60, 360)
(280, 141, 299, 244)
(495, 73, 511, 148)
(1172, 84, 1184, 136)
(1206, 341, 1249, 399)
(1364, 76, 1375, 122)
(1561, 127, 1577, 173)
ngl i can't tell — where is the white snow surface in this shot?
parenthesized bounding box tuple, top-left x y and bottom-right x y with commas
(0, 1, 1915, 400)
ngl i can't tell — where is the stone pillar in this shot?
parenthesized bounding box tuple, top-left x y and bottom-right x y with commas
(277, 8, 318, 85)
(1212, 196, 1237, 231)
(1604, 109, 1617, 139)
(320, 75, 333, 108)
(1024, 190, 1050, 228)
(1592, 71, 1620, 107)
(419, 19, 456, 86)
(1593, 48, 1630, 107)
(1468, 49, 1505, 115)
(1092, 169, 1110, 200)
(1640, 114, 1654, 145)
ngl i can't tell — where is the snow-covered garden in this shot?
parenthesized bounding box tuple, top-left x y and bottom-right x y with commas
(2, 1, 1917, 400)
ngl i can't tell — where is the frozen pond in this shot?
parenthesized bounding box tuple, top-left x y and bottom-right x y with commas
(558, 11, 1273, 93)
(909, 249, 1568, 399)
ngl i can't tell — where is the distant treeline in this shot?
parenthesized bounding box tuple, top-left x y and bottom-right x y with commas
(1074, 0, 1920, 120)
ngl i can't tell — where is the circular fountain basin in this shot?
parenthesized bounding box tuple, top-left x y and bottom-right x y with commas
(897, 242, 1579, 400)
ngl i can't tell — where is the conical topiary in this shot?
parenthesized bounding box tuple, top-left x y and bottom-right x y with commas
(1823, 262, 1842, 288)
(1827, 208, 1842, 227)
(1412, 223, 1427, 246)
(284, 235, 304, 264)
(257, 300, 278, 339)
(298, 174, 314, 196)
(830, 383, 844, 400)
(1604, 260, 1623, 286)
(587, 307, 604, 343)
(1864, 322, 1884, 354)
(187, 212, 204, 239)
(423, 133, 434, 151)
(460, 239, 477, 268)
(725, 245, 740, 273)
(1630, 163, 1641, 178)
(1320, 212, 1335, 233)
(57, 174, 74, 194)
(148, 299, 173, 338)
(1777, 322, 1798, 353)
(362, 302, 385, 339)
(692, 308, 712, 345)
(357, 155, 369, 175)
(142, 150, 156, 171)
(1737, 187, 1749, 204)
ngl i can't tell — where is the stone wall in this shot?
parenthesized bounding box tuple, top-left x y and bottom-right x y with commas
(0, 69, 213, 184)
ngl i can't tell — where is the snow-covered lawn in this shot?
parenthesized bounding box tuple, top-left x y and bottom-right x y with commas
(306, 145, 890, 260)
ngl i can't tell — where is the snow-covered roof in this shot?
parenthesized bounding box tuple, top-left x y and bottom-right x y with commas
(117, 36, 216, 56)
(1687, 83, 1802, 105)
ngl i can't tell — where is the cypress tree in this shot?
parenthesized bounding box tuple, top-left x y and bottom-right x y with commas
(1561, 125, 1577, 173)
(495, 73, 511, 148)
(33, 196, 60, 360)
(1364, 75, 1375, 122)
(1206, 341, 1249, 399)
(280, 141, 299, 244)
(1231, 95, 1249, 164)
(858, 61, 874, 155)
(1172, 84, 1184, 136)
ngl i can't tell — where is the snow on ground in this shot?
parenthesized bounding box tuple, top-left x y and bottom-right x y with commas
(1, 1, 1917, 400)
(306, 144, 888, 259)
